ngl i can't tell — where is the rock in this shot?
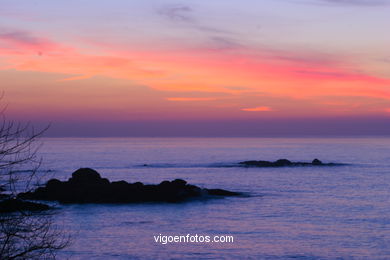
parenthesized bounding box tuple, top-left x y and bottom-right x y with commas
(312, 158, 323, 165)
(239, 160, 273, 167)
(274, 159, 292, 166)
(239, 158, 337, 167)
(69, 168, 103, 184)
(18, 168, 242, 204)
(0, 198, 51, 213)
(46, 178, 63, 190)
(171, 179, 187, 187)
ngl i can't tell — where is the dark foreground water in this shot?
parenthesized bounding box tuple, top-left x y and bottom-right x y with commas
(37, 138, 390, 259)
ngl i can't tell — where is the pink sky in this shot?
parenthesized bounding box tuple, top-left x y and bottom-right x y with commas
(1, 0, 389, 136)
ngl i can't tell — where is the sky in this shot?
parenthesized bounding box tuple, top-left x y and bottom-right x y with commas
(0, 0, 389, 136)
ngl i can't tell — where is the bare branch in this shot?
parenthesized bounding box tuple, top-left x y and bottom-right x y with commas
(0, 108, 68, 259)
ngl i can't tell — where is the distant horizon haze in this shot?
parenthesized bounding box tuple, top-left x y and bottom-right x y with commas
(27, 116, 390, 137)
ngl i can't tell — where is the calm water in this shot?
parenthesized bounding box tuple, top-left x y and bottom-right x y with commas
(37, 138, 390, 259)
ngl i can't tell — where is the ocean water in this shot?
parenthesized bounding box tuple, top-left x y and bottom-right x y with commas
(36, 137, 390, 259)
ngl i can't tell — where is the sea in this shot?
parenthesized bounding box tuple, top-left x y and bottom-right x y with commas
(34, 137, 390, 259)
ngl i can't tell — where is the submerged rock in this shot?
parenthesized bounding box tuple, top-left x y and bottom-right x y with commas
(18, 168, 242, 204)
(206, 189, 241, 196)
(238, 158, 339, 167)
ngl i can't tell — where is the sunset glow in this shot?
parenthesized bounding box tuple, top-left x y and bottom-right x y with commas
(1, 0, 389, 136)
(242, 107, 273, 112)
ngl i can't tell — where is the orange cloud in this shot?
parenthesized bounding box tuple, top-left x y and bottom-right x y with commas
(167, 97, 217, 101)
(2, 29, 390, 119)
(58, 74, 93, 81)
(2, 31, 389, 97)
(241, 106, 272, 112)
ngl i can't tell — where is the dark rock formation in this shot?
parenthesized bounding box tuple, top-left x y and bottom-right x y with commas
(18, 168, 242, 204)
(239, 158, 340, 167)
(312, 158, 322, 165)
(0, 198, 51, 213)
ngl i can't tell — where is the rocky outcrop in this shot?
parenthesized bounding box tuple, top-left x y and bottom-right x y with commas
(18, 168, 242, 204)
(239, 158, 340, 167)
(0, 198, 51, 213)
